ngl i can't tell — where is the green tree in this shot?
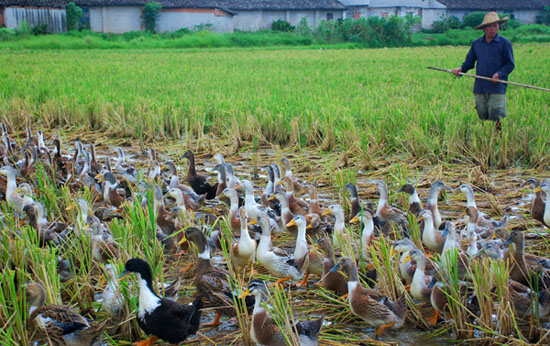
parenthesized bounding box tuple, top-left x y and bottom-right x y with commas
(143, 2, 162, 33)
(66, 2, 83, 31)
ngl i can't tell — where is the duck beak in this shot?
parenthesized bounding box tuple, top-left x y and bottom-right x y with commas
(268, 195, 275, 201)
(535, 186, 542, 193)
(66, 204, 76, 211)
(403, 254, 412, 263)
(178, 236, 188, 246)
(417, 215, 424, 222)
(238, 288, 250, 299)
(322, 209, 331, 217)
(286, 219, 296, 227)
(117, 270, 130, 282)
(248, 219, 257, 226)
(391, 248, 397, 256)
(503, 236, 513, 246)
(329, 262, 341, 273)
(306, 224, 313, 230)
(349, 215, 359, 224)
(459, 210, 467, 217)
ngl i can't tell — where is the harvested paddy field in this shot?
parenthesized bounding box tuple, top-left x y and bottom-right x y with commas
(0, 45, 549, 345)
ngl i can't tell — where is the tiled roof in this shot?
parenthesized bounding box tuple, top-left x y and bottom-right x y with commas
(0, 0, 345, 10)
(437, 0, 550, 10)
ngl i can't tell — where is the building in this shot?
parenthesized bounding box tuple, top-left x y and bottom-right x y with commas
(437, 0, 550, 25)
(0, 0, 345, 33)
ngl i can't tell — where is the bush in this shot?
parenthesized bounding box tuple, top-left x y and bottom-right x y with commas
(143, 2, 162, 33)
(0, 28, 17, 41)
(66, 2, 83, 31)
(462, 12, 486, 29)
(272, 20, 294, 32)
(536, 6, 550, 25)
(31, 23, 48, 35)
(295, 17, 311, 37)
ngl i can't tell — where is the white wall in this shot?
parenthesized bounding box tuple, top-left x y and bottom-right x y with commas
(90, 6, 141, 33)
(233, 10, 345, 31)
(4, 7, 66, 33)
(158, 10, 233, 33)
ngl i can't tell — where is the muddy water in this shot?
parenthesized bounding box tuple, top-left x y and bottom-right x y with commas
(58, 134, 549, 345)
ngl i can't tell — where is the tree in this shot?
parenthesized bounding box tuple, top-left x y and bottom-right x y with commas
(143, 2, 162, 33)
(66, 2, 83, 31)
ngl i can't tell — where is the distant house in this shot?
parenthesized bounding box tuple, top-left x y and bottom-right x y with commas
(437, 0, 550, 25)
(338, 0, 550, 29)
(0, 0, 67, 33)
(0, 0, 345, 33)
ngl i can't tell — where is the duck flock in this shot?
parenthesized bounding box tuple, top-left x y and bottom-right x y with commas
(1, 125, 550, 345)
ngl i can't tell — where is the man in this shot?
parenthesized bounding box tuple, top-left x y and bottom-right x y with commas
(452, 12, 515, 132)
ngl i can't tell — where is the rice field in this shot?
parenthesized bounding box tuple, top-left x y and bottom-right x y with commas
(0, 44, 550, 346)
(0, 44, 549, 168)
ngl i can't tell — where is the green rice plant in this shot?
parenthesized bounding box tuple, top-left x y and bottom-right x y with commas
(264, 283, 300, 345)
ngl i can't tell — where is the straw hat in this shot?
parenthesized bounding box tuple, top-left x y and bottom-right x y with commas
(475, 12, 508, 30)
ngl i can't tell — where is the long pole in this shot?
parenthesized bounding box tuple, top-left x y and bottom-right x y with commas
(427, 66, 550, 92)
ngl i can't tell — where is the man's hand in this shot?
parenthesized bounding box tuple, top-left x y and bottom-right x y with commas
(491, 73, 500, 83)
(451, 67, 462, 77)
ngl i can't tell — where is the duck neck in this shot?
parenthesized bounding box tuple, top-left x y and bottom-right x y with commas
(544, 193, 550, 222)
(412, 258, 427, 290)
(5, 171, 17, 201)
(187, 154, 196, 176)
(428, 186, 441, 207)
(409, 190, 421, 206)
(375, 186, 388, 217)
(422, 217, 435, 243)
(334, 211, 345, 234)
(361, 218, 374, 247)
(138, 275, 161, 319)
(257, 226, 272, 253)
(465, 189, 477, 208)
(294, 223, 308, 260)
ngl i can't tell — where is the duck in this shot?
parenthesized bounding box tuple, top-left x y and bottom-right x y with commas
(181, 150, 217, 199)
(345, 183, 362, 220)
(119, 258, 202, 345)
(25, 281, 106, 346)
(219, 187, 241, 233)
(458, 184, 506, 229)
(508, 279, 550, 325)
(115, 147, 138, 185)
(184, 227, 244, 326)
(239, 279, 324, 346)
(88, 143, 103, 175)
(212, 163, 227, 197)
(406, 249, 434, 302)
(256, 213, 308, 285)
(316, 237, 349, 296)
(242, 180, 280, 233)
(281, 176, 309, 215)
(280, 157, 304, 194)
(369, 180, 409, 236)
(96, 171, 126, 208)
(504, 230, 550, 289)
(261, 165, 275, 206)
(350, 209, 375, 260)
(287, 214, 323, 287)
(99, 264, 126, 320)
(0, 165, 34, 214)
(534, 181, 550, 228)
(392, 238, 417, 284)
(419, 209, 446, 254)
(521, 178, 546, 227)
(165, 187, 205, 211)
(271, 190, 295, 230)
(306, 184, 324, 219)
(232, 207, 257, 275)
(440, 222, 470, 280)
(426, 181, 451, 230)
(91, 233, 120, 263)
(323, 204, 352, 255)
(23, 204, 61, 247)
(397, 183, 422, 217)
(330, 257, 407, 337)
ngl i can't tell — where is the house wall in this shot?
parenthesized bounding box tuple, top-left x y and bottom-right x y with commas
(233, 9, 345, 31)
(158, 9, 233, 33)
(1, 7, 5, 27)
(4, 6, 65, 32)
(447, 9, 540, 25)
(422, 8, 446, 28)
(89, 6, 141, 33)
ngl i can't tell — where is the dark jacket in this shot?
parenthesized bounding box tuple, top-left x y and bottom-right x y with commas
(461, 34, 514, 94)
